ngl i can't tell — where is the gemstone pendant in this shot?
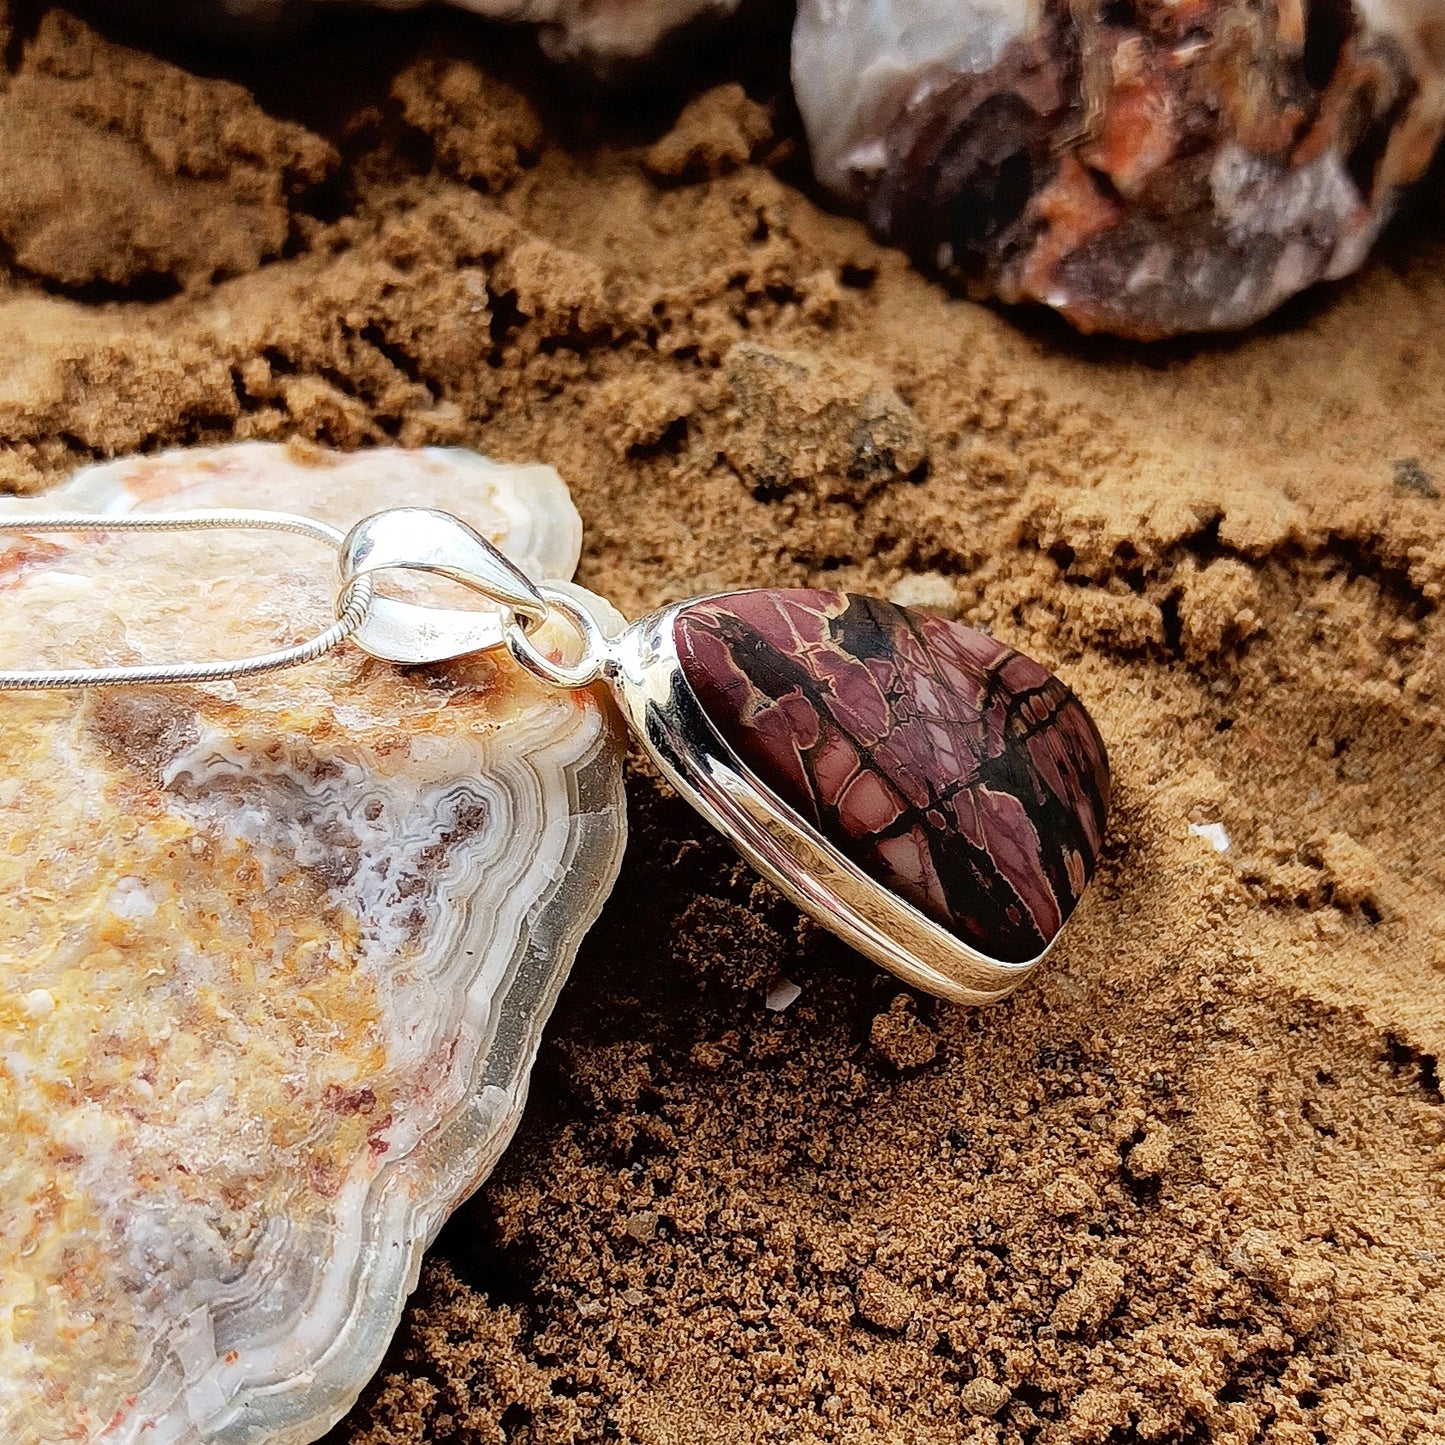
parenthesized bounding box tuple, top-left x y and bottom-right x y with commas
(338, 512, 1112, 1005)
(609, 590, 1110, 1004)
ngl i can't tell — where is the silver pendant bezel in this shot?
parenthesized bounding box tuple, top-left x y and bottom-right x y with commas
(606, 602, 1053, 1006)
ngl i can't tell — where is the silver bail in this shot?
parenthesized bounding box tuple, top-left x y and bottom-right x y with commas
(339, 507, 550, 666)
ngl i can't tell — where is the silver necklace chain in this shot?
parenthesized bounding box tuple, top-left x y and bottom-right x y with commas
(0, 511, 371, 691)
(0, 506, 602, 692)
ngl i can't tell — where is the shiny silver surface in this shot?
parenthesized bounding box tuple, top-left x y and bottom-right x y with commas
(506, 587, 611, 690)
(606, 603, 1050, 1005)
(330, 513, 1055, 1001)
(341, 506, 549, 665)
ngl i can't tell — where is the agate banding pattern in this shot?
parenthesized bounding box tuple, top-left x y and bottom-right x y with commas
(0, 445, 627, 1445)
(675, 590, 1109, 965)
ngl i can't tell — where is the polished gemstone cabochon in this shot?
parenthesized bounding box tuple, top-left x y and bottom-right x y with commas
(674, 590, 1110, 965)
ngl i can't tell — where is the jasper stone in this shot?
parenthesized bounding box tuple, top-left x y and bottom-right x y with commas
(674, 590, 1109, 964)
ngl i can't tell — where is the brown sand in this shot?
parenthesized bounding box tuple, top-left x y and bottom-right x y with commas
(2, 7, 1443, 1441)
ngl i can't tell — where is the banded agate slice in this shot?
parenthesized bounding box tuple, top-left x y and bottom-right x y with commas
(0, 444, 627, 1444)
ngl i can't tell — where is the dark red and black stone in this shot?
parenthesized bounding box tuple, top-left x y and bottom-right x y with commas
(674, 590, 1110, 965)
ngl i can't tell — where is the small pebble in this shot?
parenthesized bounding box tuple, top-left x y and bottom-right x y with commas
(1189, 822, 1230, 853)
(765, 976, 802, 1012)
(888, 571, 959, 616)
(960, 1377, 1011, 1417)
(625, 1211, 657, 1242)
(22, 988, 55, 1019)
(869, 995, 938, 1070)
(855, 1267, 914, 1333)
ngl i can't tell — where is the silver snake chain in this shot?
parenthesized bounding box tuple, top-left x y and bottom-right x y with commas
(0, 511, 374, 690)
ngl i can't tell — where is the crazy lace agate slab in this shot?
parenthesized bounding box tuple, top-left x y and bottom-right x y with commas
(675, 590, 1109, 965)
(0, 444, 627, 1444)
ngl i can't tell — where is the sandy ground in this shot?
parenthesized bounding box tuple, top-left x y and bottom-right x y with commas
(1, 5, 1443, 1441)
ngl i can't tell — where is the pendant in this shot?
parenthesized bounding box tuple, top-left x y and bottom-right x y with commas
(340, 507, 1111, 1006)
(619, 590, 1109, 1003)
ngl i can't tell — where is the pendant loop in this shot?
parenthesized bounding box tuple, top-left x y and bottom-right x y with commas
(339, 508, 550, 666)
(506, 587, 612, 690)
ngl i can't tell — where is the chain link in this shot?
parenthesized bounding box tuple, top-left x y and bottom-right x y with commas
(505, 586, 611, 690)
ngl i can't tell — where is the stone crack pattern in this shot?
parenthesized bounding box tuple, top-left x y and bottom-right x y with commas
(675, 589, 1110, 963)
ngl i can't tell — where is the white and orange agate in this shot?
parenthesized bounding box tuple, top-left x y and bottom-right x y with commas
(0, 444, 627, 1444)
